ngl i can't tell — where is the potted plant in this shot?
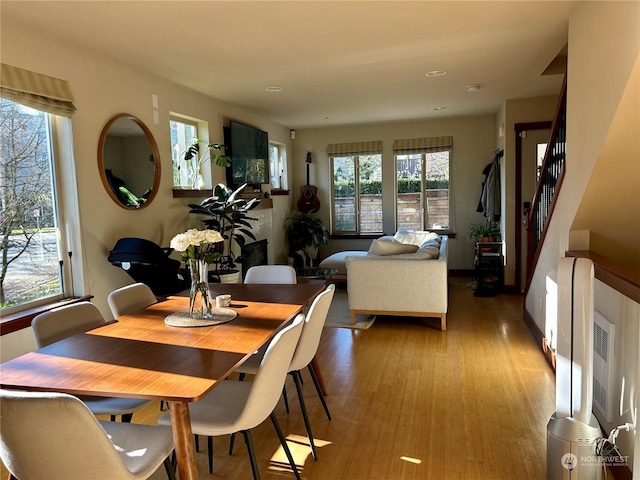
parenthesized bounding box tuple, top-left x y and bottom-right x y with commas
(188, 183, 260, 282)
(467, 219, 501, 242)
(182, 138, 231, 189)
(286, 212, 329, 259)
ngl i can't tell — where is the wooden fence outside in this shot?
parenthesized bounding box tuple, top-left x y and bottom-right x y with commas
(334, 190, 449, 231)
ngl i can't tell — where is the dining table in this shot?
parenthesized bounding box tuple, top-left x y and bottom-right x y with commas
(0, 282, 326, 480)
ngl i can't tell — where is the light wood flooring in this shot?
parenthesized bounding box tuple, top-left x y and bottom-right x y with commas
(2, 278, 557, 479)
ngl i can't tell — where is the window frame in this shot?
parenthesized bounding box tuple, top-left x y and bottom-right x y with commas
(395, 147, 452, 233)
(169, 116, 199, 189)
(330, 152, 383, 235)
(268, 141, 287, 190)
(0, 100, 76, 316)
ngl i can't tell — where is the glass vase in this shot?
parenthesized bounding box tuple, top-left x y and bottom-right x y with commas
(188, 258, 213, 318)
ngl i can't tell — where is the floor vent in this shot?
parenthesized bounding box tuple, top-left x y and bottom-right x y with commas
(593, 310, 614, 422)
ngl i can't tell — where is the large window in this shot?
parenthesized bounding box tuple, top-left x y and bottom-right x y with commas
(0, 99, 66, 310)
(329, 141, 383, 234)
(394, 136, 452, 231)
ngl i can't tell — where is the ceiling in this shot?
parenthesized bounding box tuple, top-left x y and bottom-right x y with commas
(1, 1, 576, 129)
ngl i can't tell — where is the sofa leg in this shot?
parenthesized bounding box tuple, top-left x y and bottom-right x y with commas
(441, 314, 447, 331)
(350, 310, 356, 325)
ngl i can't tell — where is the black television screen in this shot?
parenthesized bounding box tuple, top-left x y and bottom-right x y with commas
(226, 121, 269, 187)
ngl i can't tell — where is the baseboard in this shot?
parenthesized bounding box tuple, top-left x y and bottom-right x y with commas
(522, 307, 556, 371)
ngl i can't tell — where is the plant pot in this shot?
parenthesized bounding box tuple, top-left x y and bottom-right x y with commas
(212, 270, 241, 284)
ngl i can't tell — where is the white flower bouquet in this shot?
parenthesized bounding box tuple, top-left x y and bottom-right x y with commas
(170, 228, 223, 264)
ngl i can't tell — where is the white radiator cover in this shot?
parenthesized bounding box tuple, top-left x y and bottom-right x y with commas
(592, 310, 614, 422)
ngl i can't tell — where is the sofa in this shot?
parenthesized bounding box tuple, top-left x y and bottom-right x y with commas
(320, 229, 448, 330)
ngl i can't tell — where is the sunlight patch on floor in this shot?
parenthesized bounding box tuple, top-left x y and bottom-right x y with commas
(268, 434, 332, 474)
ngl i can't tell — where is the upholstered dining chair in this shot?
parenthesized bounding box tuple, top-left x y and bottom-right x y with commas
(158, 314, 305, 480)
(0, 389, 176, 480)
(32, 301, 153, 422)
(107, 282, 158, 318)
(244, 265, 297, 284)
(233, 284, 335, 461)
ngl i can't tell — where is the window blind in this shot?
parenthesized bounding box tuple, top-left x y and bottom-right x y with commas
(0, 63, 76, 116)
(392, 136, 452, 154)
(327, 140, 382, 156)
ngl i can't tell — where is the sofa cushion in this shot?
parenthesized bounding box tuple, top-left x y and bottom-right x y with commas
(368, 238, 419, 256)
(394, 228, 441, 246)
(319, 250, 367, 275)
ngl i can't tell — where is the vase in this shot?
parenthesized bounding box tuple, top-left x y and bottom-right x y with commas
(188, 258, 213, 318)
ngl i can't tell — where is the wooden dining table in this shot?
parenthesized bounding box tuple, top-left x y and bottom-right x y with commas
(0, 283, 326, 480)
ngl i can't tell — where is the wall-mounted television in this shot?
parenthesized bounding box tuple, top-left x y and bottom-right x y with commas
(224, 121, 269, 189)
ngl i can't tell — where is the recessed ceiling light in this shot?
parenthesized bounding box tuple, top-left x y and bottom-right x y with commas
(426, 70, 446, 77)
(265, 86, 283, 92)
(433, 107, 446, 111)
(317, 116, 329, 120)
(466, 84, 481, 92)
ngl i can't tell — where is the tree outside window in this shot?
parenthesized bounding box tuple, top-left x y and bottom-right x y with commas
(0, 99, 64, 308)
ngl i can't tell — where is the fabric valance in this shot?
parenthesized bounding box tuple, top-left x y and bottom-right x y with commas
(392, 136, 452, 154)
(0, 63, 76, 117)
(327, 140, 382, 156)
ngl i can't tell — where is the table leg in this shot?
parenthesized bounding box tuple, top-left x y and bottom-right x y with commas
(310, 356, 327, 396)
(169, 401, 198, 480)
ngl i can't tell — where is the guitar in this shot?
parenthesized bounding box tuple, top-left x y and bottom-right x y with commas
(298, 151, 320, 213)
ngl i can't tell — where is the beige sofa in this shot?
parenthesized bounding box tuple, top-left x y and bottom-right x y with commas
(343, 231, 449, 330)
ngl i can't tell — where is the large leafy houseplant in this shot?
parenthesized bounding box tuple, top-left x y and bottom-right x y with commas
(188, 183, 260, 277)
(286, 212, 329, 254)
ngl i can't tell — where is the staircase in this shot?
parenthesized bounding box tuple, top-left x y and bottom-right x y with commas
(525, 76, 567, 294)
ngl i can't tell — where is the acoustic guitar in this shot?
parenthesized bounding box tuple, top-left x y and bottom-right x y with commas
(298, 151, 320, 213)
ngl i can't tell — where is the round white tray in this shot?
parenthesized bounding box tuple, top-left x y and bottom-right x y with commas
(164, 308, 237, 328)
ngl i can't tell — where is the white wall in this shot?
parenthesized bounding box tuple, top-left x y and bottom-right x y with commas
(291, 115, 497, 271)
(525, 1, 640, 470)
(1, 18, 294, 358)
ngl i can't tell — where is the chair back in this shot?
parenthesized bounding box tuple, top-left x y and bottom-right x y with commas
(107, 282, 158, 318)
(32, 301, 106, 348)
(237, 314, 304, 429)
(289, 284, 335, 371)
(244, 265, 297, 284)
(0, 389, 134, 479)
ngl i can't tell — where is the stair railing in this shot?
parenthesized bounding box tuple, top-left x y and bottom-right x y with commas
(524, 76, 567, 294)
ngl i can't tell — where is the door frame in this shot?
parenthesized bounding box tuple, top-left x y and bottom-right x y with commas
(514, 121, 552, 293)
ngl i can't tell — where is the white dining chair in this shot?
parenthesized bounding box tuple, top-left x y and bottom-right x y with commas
(32, 301, 153, 422)
(244, 265, 297, 284)
(233, 284, 335, 460)
(0, 389, 176, 480)
(158, 314, 305, 479)
(107, 282, 158, 318)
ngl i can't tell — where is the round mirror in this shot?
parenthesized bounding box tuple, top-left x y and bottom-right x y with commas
(98, 113, 160, 209)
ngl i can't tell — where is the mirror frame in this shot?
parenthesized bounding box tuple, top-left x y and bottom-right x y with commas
(97, 113, 161, 210)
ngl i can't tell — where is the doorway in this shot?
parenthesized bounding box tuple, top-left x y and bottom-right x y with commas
(515, 122, 551, 293)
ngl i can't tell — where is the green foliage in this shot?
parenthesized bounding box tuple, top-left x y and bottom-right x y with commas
(286, 212, 329, 251)
(183, 138, 231, 168)
(188, 183, 260, 273)
(467, 220, 501, 240)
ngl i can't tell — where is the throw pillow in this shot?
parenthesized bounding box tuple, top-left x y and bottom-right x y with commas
(368, 239, 419, 256)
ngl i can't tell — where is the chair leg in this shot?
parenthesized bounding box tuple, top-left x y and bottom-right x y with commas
(208, 435, 214, 474)
(229, 432, 236, 455)
(292, 370, 318, 460)
(282, 384, 290, 413)
(270, 413, 301, 480)
(307, 364, 332, 420)
(163, 455, 177, 480)
(242, 430, 261, 480)
(194, 434, 200, 452)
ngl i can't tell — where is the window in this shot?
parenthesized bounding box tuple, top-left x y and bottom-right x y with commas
(394, 136, 452, 231)
(329, 141, 383, 234)
(0, 99, 68, 310)
(169, 117, 198, 188)
(268, 142, 287, 189)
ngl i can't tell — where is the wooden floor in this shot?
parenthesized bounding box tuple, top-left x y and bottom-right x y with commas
(2, 278, 557, 479)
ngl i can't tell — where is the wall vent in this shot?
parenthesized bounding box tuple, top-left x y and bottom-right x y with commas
(593, 310, 614, 422)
